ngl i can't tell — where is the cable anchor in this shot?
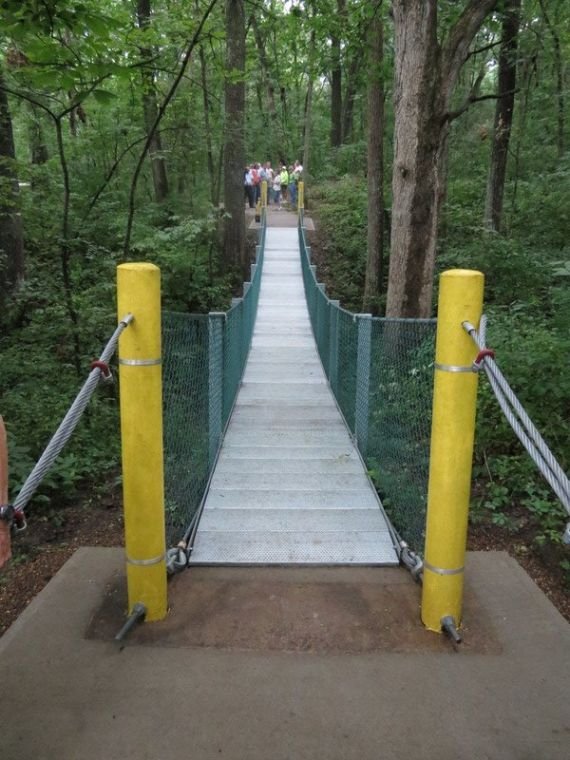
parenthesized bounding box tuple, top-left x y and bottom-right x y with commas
(0, 504, 27, 532)
(400, 541, 423, 582)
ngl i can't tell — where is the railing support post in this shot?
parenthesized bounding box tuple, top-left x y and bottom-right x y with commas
(329, 300, 340, 395)
(421, 269, 484, 634)
(117, 263, 166, 622)
(355, 314, 372, 456)
(208, 312, 225, 468)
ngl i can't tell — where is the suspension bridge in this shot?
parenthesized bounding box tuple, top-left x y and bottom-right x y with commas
(189, 225, 398, 566)
(0, 198, 569, 760)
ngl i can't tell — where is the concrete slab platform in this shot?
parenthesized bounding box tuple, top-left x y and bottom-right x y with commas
(1, 548, 568, 760)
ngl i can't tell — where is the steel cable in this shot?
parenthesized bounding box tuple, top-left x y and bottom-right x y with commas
(12, 315, 133, 515)
(464, 319, 570, 522)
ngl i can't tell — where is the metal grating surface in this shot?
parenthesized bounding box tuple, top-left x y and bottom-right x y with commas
(198, 509, 388, 532)
(190, 532, 397, 565)
(189, 227, 398, 566)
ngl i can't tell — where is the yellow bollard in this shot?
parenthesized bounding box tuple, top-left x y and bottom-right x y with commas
(298, 181, 304, 219)
(261, 179, 268, 208)
(421, 269, 484, 635)
(117, 263, 167, 622)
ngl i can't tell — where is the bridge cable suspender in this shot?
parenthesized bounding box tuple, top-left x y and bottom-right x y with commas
(463, 316, 570, 544)
(0, 315, 134, 530)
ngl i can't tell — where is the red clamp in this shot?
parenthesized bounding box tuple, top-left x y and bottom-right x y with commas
(91, 360, 112, 380)
(473, 348, 495, 371)
(13, 508, 26, 531)
(0, 504, 26, 531)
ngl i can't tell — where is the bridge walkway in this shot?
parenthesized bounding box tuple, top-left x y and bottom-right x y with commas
(189, 227, 399, 565)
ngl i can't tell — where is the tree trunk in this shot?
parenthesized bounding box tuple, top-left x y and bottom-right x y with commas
(386, 0, 498, 318)
(538, 0, 565, 158)
(0, 69, 25, 300)
(199, 43, 217, 206)
(510, 51, 537, 216)
(363, 11, 384, 314)
(29, 104, 48, 165)
(223, 0, 246, 271)
(251, 14, 282, 154)
(484, 0, 521, 232)
(330, 0, 345, 148)
(303, 22, 317, 177)
(136, 0, 169, 203)
(342, 54, 361, 144)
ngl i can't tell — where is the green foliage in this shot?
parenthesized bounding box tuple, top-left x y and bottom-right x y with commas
(132, 213, 233, 313)
(309, 176, 368, 311)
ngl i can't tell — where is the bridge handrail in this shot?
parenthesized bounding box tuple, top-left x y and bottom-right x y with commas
(162, 210, 267, 557)
(0, 314, 134, 534)
(464, 317, 570, 542)
(297, 220, 435, 557)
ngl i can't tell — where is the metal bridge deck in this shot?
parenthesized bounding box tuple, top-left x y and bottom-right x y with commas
(189, 227, 399, 565)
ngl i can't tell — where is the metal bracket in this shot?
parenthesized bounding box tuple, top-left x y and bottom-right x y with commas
(0, 504, 27, 532)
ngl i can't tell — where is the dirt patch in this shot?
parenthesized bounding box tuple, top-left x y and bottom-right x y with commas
(86, 566, 501, 655)
(0, 489, 123, 637)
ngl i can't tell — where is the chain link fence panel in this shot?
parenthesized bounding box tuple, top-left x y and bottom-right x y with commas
(299, 223, 435, 553)
(162, 217, 266, 547)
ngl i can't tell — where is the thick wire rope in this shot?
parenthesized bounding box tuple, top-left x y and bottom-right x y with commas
(11, 315, 134, 517)
(464, 318, 570, 537)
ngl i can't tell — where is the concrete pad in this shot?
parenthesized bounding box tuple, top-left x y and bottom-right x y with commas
(0, 548, 568, 760)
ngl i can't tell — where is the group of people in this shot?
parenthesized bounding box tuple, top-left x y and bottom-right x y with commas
(244, 160, 303, 210)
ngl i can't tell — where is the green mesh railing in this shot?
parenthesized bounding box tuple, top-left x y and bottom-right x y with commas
(299, 221, 435, 554)
(162, 215, 266, 546)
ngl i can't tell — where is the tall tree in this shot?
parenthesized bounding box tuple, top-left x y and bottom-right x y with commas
(198, 41, 217, 205)
(484, 0, 521, 232)
(251, 13, 282, 156)
(538, 0, 565, 158)
(223, 0, 246, 270)
(302, 12, 317, 177)
(0, 67, 24, 302)
(136, 0, 169, 203)
(330, 0, 345, 147)
(363, 5, 384, 313)
(386, 0, 498, 318)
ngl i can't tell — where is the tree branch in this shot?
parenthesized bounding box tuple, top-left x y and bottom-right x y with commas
(443, 0, 499, 89)
(467, 37, 503, 59)
(82, 126, 183, 220)
(445, 87, 519, 123)
(122, 0, 220, 258)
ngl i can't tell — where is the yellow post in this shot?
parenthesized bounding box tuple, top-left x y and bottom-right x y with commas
(117, 263, 167, 622)
(421, 269, 484, 635)
(298, 181, 304, 219)
(261, 179, 268, 208)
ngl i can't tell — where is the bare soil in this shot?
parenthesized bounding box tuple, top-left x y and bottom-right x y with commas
(0, 488, 124, 637)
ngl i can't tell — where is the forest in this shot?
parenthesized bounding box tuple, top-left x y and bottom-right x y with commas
(0, 0, 568, 619)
